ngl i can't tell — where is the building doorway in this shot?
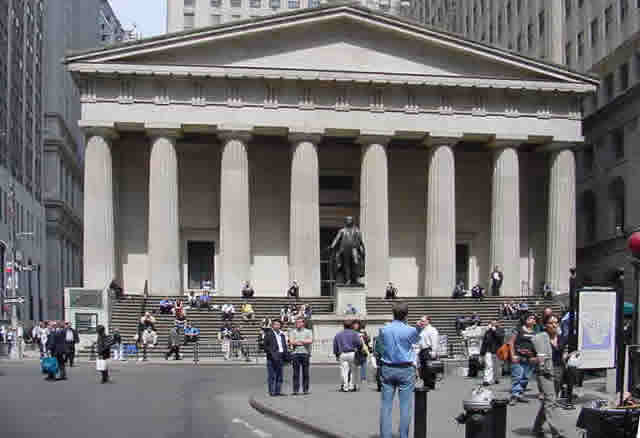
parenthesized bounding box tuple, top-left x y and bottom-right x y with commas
(320, 227, 339, 296)
(187, 241, 215, 290)
(456, 244, 470, 289)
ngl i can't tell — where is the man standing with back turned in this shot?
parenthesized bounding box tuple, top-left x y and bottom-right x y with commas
(376, 302, 426, 438)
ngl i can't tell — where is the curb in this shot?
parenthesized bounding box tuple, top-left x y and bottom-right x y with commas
(249, 394, 356, 438)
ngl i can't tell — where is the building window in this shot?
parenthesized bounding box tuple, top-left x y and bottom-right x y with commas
(527, 23, 534, 49)
(582, 191, 597, 242)
(578, 31, 584, 58)
(591, 18, 599, 47)
(620, 63, 629, 90)
(187, 241, 215, 290)
(609, 178, 625, 232)
(539, 10, 545, 36)
(210, 14, 221, 25)
(309, 0, 320, 7)
(583, 145, 594, 173)
(612, 128, 624, 159)
(604, 73, 614, 100)
(184, 0, 195, 6)
(498, 13, 503, 39)
(578, 0, 584, 7)
(605, 5, 613, 36)
(506, 1, 511, 25)
(184, 12, 195, 30)
(250, 0, 261, 7)
(288, 0, 299, 7)
(565, 0, 571, 18)
(517, 32, 523, 52)
(621, 0, 628, 21)
(231, 14, 241, 19)
(211, 0, 221, 6)
(269, 0, 281, 8)
(517, 0, 522, 14)
(231, 0, 241, 7)
(565, 41, 572, 65)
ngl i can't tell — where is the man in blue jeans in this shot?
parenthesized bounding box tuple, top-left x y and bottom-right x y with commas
(375, 302, 426, 438)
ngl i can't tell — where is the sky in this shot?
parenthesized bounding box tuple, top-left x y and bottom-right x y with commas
(109, 0, 168, 38)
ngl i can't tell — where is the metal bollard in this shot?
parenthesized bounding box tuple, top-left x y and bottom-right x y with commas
(193, 342, 199, 364)
(488, 398, 508, 438)
(414, 387, 428, 438)
(89, 343, 96, 361)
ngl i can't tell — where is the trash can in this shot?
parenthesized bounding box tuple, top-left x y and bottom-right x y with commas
(455, 387, 508, 438)
(576, 400, 640, 438)
(628, 346, 640, 398)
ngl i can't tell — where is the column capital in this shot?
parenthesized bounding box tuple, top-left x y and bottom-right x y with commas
(488, 137, 527, 149)
(79, 121, 118, 140)
(145, 123, 182, 140)
(535, 141, 578, 153)
(356, 134, 391, 147)
(424, 131, 463, 147)
(288, 131, 322, 146)
(218, 130, 252, 145)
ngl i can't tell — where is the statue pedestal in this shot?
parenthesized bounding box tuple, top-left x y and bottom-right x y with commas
(335, 285, 367, 317)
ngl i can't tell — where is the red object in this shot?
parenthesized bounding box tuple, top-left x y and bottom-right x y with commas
(629, 231, 640, 258)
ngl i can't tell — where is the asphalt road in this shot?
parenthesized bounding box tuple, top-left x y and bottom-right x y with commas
(0, 361, 337, 438)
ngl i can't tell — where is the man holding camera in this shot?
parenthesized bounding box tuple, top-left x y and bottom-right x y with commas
(480, 320, 505, 386)
(417, 316, 439, 390)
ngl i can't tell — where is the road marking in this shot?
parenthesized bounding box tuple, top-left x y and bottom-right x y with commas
(232, 418, 273, 438)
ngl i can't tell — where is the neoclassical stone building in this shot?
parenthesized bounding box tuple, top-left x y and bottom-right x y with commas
(66, 5, 597, 298)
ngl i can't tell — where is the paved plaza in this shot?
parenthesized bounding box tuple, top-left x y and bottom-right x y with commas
(0, 359, 611, 438)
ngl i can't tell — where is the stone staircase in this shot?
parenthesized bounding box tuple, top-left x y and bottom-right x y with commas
(367, 296, 563, 356)
(83, 295, 335, 360)
(80, 294, 562, 360)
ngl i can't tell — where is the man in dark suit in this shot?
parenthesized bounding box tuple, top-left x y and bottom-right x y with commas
(63, 322, 79, 367)
(490, 266, 504, 296)
(263, 319, 289, 396)
(46, 321, 69, 380)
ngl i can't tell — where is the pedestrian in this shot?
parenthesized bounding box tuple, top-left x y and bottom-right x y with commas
(45, 321, 68, 381)
(96, 325, 114, 383)
(288, 316, 312, 395)
(509, 313, 537, 405)
(242, 281, 255, 298)
(385, 282, 398, 300)
(263, 319, 289, 396)
(218, 322, 233, 360)
(376, 302, 426, 438)
(532, 314, 569, 438)
(63, 322, 79, 367)
(490, 265, 504, 296)
(112, 328, 123, 360)
(333, 316, 362, 392)
(287, 281, 299, 299)
(165, 326, 182, 360)
(480, 319, 504, 386)
(354, 320, 371, 385)
(417, 316, 439, 389)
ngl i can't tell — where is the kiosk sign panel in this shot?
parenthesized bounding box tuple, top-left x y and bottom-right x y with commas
(577, 289, 617, 369)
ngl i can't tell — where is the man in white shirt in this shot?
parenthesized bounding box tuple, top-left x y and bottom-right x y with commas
(221, 303, 235, 321)
(417, 316, 439, 388)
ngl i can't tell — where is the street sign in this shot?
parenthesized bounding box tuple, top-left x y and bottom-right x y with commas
(4, 297, 24, 305)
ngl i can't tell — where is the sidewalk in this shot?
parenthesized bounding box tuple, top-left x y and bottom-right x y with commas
(251, 373, 611, 438)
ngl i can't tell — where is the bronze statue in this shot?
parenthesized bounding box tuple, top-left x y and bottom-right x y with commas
(329, 216, 365, 286)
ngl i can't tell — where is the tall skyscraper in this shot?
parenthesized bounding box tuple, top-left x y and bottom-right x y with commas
(43, 0, 124, 319)
(0, 0, 47, 322)
(166, 0, 415, 31)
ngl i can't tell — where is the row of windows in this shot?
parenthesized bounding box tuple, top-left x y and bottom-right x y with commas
(580, 177, 625, 244)
(565, 1, 637, 66)
(0, 187, 44, 249)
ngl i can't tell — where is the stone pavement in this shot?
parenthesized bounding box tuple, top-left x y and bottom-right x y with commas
(251, 372, 612, 438)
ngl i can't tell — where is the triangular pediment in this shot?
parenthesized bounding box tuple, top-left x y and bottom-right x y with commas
(65, 5, 597, 87)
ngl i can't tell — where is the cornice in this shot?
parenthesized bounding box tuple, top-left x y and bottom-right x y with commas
(68, 63, 595, 94)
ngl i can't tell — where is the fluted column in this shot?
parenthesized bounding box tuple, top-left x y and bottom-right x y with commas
(547, 149, 576, 294)
(359, 137, 390, 296)
(490, 147, 520, 296)
(83, 130, 116, 289)
(219, 132, 251, 294)
(289, 134, 321, 297)
(148, 132, 181, 295)
(425, 144, 456, 297)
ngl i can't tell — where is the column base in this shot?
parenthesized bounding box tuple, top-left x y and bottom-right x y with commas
(335, 285, 367, 317)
